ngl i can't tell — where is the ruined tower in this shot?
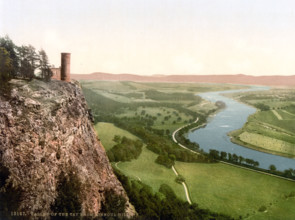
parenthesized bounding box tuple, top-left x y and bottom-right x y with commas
(61, 53, 71, 82)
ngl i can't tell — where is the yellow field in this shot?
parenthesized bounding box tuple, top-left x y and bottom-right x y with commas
(239, 131, 295, 157)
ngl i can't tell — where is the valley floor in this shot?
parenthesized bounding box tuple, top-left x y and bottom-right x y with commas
(96, 122, 295, 220)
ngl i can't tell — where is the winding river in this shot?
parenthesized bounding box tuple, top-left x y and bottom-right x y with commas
(188, 87, 295, 171)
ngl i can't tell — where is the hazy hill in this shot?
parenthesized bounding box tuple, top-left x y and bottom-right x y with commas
(72, 72, 295, 86)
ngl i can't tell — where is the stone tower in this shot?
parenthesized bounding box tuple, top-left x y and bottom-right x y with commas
(61, 53, 71, 82)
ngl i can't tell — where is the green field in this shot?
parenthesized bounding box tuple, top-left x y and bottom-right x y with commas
(81, 80, 248, 104)
(84, 81, 295, 219)
(118, 106, 194, 132)
(93, 122, 186, 201)
(175, 162, 295, 219)
(228, 88, 295, 157)
(94, 122, 295, 220)
(238, 131, 295, 156)
(116, 147, 186, 201)
(94, 122, 140, 151)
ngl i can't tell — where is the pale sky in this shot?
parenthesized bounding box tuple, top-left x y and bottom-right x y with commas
(1, 0, 295, 75)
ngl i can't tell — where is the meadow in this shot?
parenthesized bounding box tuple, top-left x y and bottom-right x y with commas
(82, 81, 295, 219)
(95, 122, 186, 201)
(228, 88, 295, 158)
(175, 161, 295, 219)
(116, 147, 186, 201)
(95, 122, 295, 220)
(94, 122, 139, 151)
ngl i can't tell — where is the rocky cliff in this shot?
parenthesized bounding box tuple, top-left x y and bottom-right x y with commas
(0, 79, 136, 218)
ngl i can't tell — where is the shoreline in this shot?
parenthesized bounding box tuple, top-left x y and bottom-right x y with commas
(228, 131, 295, 159)
(223, 89, 295, 159)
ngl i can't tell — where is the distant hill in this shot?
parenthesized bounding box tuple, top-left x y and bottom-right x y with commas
(72, 72, 295, 86)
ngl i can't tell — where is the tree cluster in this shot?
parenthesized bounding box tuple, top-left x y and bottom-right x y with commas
(82, 88, 207, 166)
(145, 89, 202, 102)
(107, 136, 143, 162)
(100, 188, 127, 214)
(0, 35, 53, 83)
(208, 149, 260, 167)
(155, 154, 175, 168)
(254, 103, 270, 111)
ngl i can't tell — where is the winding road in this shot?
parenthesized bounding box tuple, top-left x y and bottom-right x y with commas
(172, 118, 295, 183)
(170, 118, 203, 204)
(172, 117, 200, 154)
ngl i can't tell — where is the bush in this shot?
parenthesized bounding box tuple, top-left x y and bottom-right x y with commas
(101, 189, 127, 214)
(51, 170, 82, 213)
(155, 155, 175, 168)
(107, 136, 143, 162)
(0, 163, 23, 218)
(254, 103, 270, 111)
(0, 163, 10, 188)
(175, 175, 185, 184)
(258, 205, 267, 212)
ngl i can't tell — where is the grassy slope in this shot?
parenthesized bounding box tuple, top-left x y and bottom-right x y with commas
(94, 122, 186, 201)
(94, 122, 140, 151)
(175, 161, 295, 219)
(117, 147, 186, 201)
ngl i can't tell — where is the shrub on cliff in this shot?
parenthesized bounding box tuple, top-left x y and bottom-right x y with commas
(0, 163, 23, 218)
(51, 170, 82, 213)
(0, 47, 13, 83)
(101, 189, 127, 214)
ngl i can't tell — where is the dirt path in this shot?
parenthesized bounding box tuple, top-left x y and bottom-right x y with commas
(282, 109, 295, 117)
(272, 110, 283, 120)
(172, 165, 192, 204)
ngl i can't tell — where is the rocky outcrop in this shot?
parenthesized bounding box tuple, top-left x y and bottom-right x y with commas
(0, 79, 136, 218)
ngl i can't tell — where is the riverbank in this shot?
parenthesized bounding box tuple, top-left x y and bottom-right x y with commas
(228, 129, 295, 159)
(223, 87, 295, 158)
(188, 88, 295, 171)
(173, 114, 295, 181)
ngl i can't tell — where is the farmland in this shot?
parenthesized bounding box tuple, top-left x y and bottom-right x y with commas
(175, 161, 295, 219)
(82, 81, 295, 219)
(227, 88, 295, 158)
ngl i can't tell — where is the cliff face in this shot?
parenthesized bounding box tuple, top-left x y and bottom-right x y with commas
(0, 79, 136, 217)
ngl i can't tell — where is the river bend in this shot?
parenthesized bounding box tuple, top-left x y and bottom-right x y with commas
(188, 87, 295, 171)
